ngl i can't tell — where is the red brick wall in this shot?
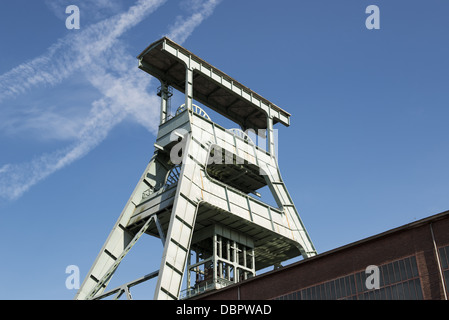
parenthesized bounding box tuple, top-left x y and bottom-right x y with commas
(195, 212, 449, 300)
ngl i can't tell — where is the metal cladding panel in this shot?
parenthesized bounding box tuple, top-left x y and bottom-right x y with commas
(104, 230, 128, 258)
(249, 200, 271, 220)
(190, 139, 209, 166)
(270, 208, 286, 226)
(256, 150, 272, 167)
(204, 188, 228, 211)
(227, 188, 247, 207)
(198, 118, 214, 131)
(78, 279, 97, 299)
(91, 254, 115, 279)
(168, 271, 183, 297)
(274, 185, 290, 205)
(128, 188, 176, 225)
(235, 138, 252, 155)
(171, 218, 192, 246)
(191, 163, 205, 192)
(203, 177, 227, 199)
(156, 112, 190, 145)
(170, 242, 188, 272)
(229, 202, 252, 221)
(251, 212, 273, 231)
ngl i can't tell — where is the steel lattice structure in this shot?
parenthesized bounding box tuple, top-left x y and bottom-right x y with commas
(75, 37, 317, 300)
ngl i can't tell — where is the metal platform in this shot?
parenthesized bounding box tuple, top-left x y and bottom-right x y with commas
(138, 37, 291, 131)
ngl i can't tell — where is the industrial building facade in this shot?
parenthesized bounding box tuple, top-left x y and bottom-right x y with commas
(193, 210, 449, 300)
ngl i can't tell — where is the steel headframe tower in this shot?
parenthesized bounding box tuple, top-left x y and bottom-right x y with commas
(75, 37, 317, 300)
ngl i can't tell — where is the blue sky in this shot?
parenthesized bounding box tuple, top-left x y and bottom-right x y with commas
(0, 0, 448, 300)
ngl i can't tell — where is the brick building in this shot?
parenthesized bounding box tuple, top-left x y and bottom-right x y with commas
(192, 210, 449, 300)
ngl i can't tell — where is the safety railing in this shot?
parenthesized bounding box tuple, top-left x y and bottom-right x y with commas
(180, 277, 234, 299)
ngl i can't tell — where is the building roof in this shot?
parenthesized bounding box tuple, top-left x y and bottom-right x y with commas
(275, 209, 449, 271)
(192, 209, 449, 299)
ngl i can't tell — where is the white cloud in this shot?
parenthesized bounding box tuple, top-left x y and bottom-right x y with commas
(0, 0, 166, 104)
(0, 0, 165, 200)
(0, 0, 223, 201)
(0, 66, 158, 201)
(82, 44, 160, 136)
(0, 46, 159, 200)
(167, 0, 222, 44)
(0, 107, 85, 141)
(45, 0, 126, 22)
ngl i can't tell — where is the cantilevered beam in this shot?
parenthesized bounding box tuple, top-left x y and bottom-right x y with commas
(137, 37, 291, 130)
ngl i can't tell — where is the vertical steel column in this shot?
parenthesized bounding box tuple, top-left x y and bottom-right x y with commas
(430, 223, 448, 300)
(242, 246, 247, 280)
(185, 67, 193, 111)
(232, 241, 237, 283)
(266, 115, 275, 156)
(213, 233, 218, 286)
(218, 236, 223, 279)
(186, 248, 191, 293)
(159, 81, 169, 124)
(226, 239, 230, 281)
(251, 248, 255, 278)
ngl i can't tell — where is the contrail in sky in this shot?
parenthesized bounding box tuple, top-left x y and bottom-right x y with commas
(0, 0, 223, 201)
(167, 0, 222, 44)
(0, 0, 166, 103)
